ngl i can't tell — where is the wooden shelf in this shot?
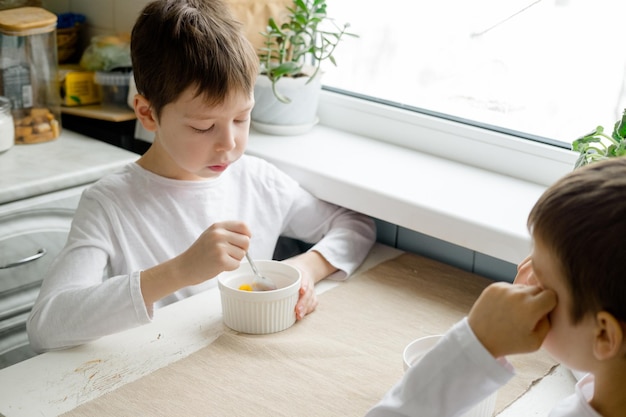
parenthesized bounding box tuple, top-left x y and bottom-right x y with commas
(61, 105, 137, 122)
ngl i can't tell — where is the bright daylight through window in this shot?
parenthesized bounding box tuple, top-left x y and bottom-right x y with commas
(323, 0, 625, 148)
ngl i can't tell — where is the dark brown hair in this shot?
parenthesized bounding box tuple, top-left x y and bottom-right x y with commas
(528, 157, 626, 324)
(131, 0, 259, 118)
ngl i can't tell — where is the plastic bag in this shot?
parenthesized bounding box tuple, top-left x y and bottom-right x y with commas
(79, 34, 131, 72)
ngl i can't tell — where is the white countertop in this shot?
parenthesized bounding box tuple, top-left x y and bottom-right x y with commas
(0, 130, 138, 205)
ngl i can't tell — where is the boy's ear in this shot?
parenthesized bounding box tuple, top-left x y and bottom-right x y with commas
(593, 311, 623, 360)
(134, 94, 158, 132)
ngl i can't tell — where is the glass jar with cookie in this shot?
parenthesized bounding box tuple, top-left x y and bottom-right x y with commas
(0, 7, 61, 144)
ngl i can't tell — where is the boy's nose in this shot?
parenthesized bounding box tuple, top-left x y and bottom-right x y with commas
(214, 130, 236, 151)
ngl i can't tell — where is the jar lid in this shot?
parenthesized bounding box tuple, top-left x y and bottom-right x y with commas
(0, 7, 57, 36)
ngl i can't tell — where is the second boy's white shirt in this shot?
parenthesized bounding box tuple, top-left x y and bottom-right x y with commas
(365, 318, 599, 417)
(27, 155, 376, 352)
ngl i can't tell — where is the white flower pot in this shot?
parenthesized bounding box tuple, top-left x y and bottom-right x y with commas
(251, 73, 322, 135)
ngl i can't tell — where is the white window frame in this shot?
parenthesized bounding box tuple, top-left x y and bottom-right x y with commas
(318, 90, 577, 187)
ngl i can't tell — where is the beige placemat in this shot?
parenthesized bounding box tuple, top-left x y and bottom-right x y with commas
(63, 253, 557, 416)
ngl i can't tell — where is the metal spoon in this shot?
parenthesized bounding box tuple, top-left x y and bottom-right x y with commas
(245, 253, 277, 291)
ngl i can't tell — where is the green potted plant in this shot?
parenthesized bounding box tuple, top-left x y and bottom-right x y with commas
(250, 0, 356, 135)
(572, 109, 626, 168)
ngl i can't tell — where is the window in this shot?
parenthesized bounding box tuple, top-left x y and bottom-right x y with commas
(323, 0, 625, 148)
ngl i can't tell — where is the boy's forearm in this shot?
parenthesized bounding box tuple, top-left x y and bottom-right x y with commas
(282, 250, 337, 284)
(140, 257, 187, 308)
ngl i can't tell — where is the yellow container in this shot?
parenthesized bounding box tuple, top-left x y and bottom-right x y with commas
(59, 65, 100, 106)
(0, 7, 61, 144)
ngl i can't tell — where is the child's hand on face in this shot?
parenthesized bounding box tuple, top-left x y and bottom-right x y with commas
(467, 282, 557, 358)
(514, 255, 533, 285)
(179, 220, 251, 286)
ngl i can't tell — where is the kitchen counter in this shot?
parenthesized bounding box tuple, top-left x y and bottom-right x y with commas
(0, 129, 140, 372)
(0, 243, 576, 417)
(0, 129, 139, 205)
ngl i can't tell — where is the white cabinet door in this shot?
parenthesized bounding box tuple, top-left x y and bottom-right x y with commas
(0, 186, 84, 368)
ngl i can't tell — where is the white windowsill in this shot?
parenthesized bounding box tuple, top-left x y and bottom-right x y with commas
(247, 123, 556, 265)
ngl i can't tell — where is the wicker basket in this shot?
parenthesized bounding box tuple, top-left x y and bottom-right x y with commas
(57, 24, 80, 63)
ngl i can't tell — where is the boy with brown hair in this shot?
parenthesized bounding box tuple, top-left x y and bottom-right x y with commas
(27, 0, 375, 352)
(366, 157, 626, 417)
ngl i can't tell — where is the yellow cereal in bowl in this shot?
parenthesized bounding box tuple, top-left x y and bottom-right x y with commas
(238, 284, 253, 291)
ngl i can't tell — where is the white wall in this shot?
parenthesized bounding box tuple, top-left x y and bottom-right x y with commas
(42, 0, 150, 39)
(41, 1, 286, 52)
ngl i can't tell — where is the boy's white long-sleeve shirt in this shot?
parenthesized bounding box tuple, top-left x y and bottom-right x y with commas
(27, 155, 376, 352)
(365, 318, 600, 417)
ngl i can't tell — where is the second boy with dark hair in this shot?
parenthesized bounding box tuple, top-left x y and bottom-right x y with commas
(366, 158, 626, 417)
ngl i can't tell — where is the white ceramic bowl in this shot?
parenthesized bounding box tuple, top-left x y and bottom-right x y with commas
(403, 335, 497, 417)
(403, 334, 442, 371)
(218, 260, 301, 334)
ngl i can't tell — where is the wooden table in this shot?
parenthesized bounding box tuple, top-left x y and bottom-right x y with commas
(0, 244, 575, 416)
